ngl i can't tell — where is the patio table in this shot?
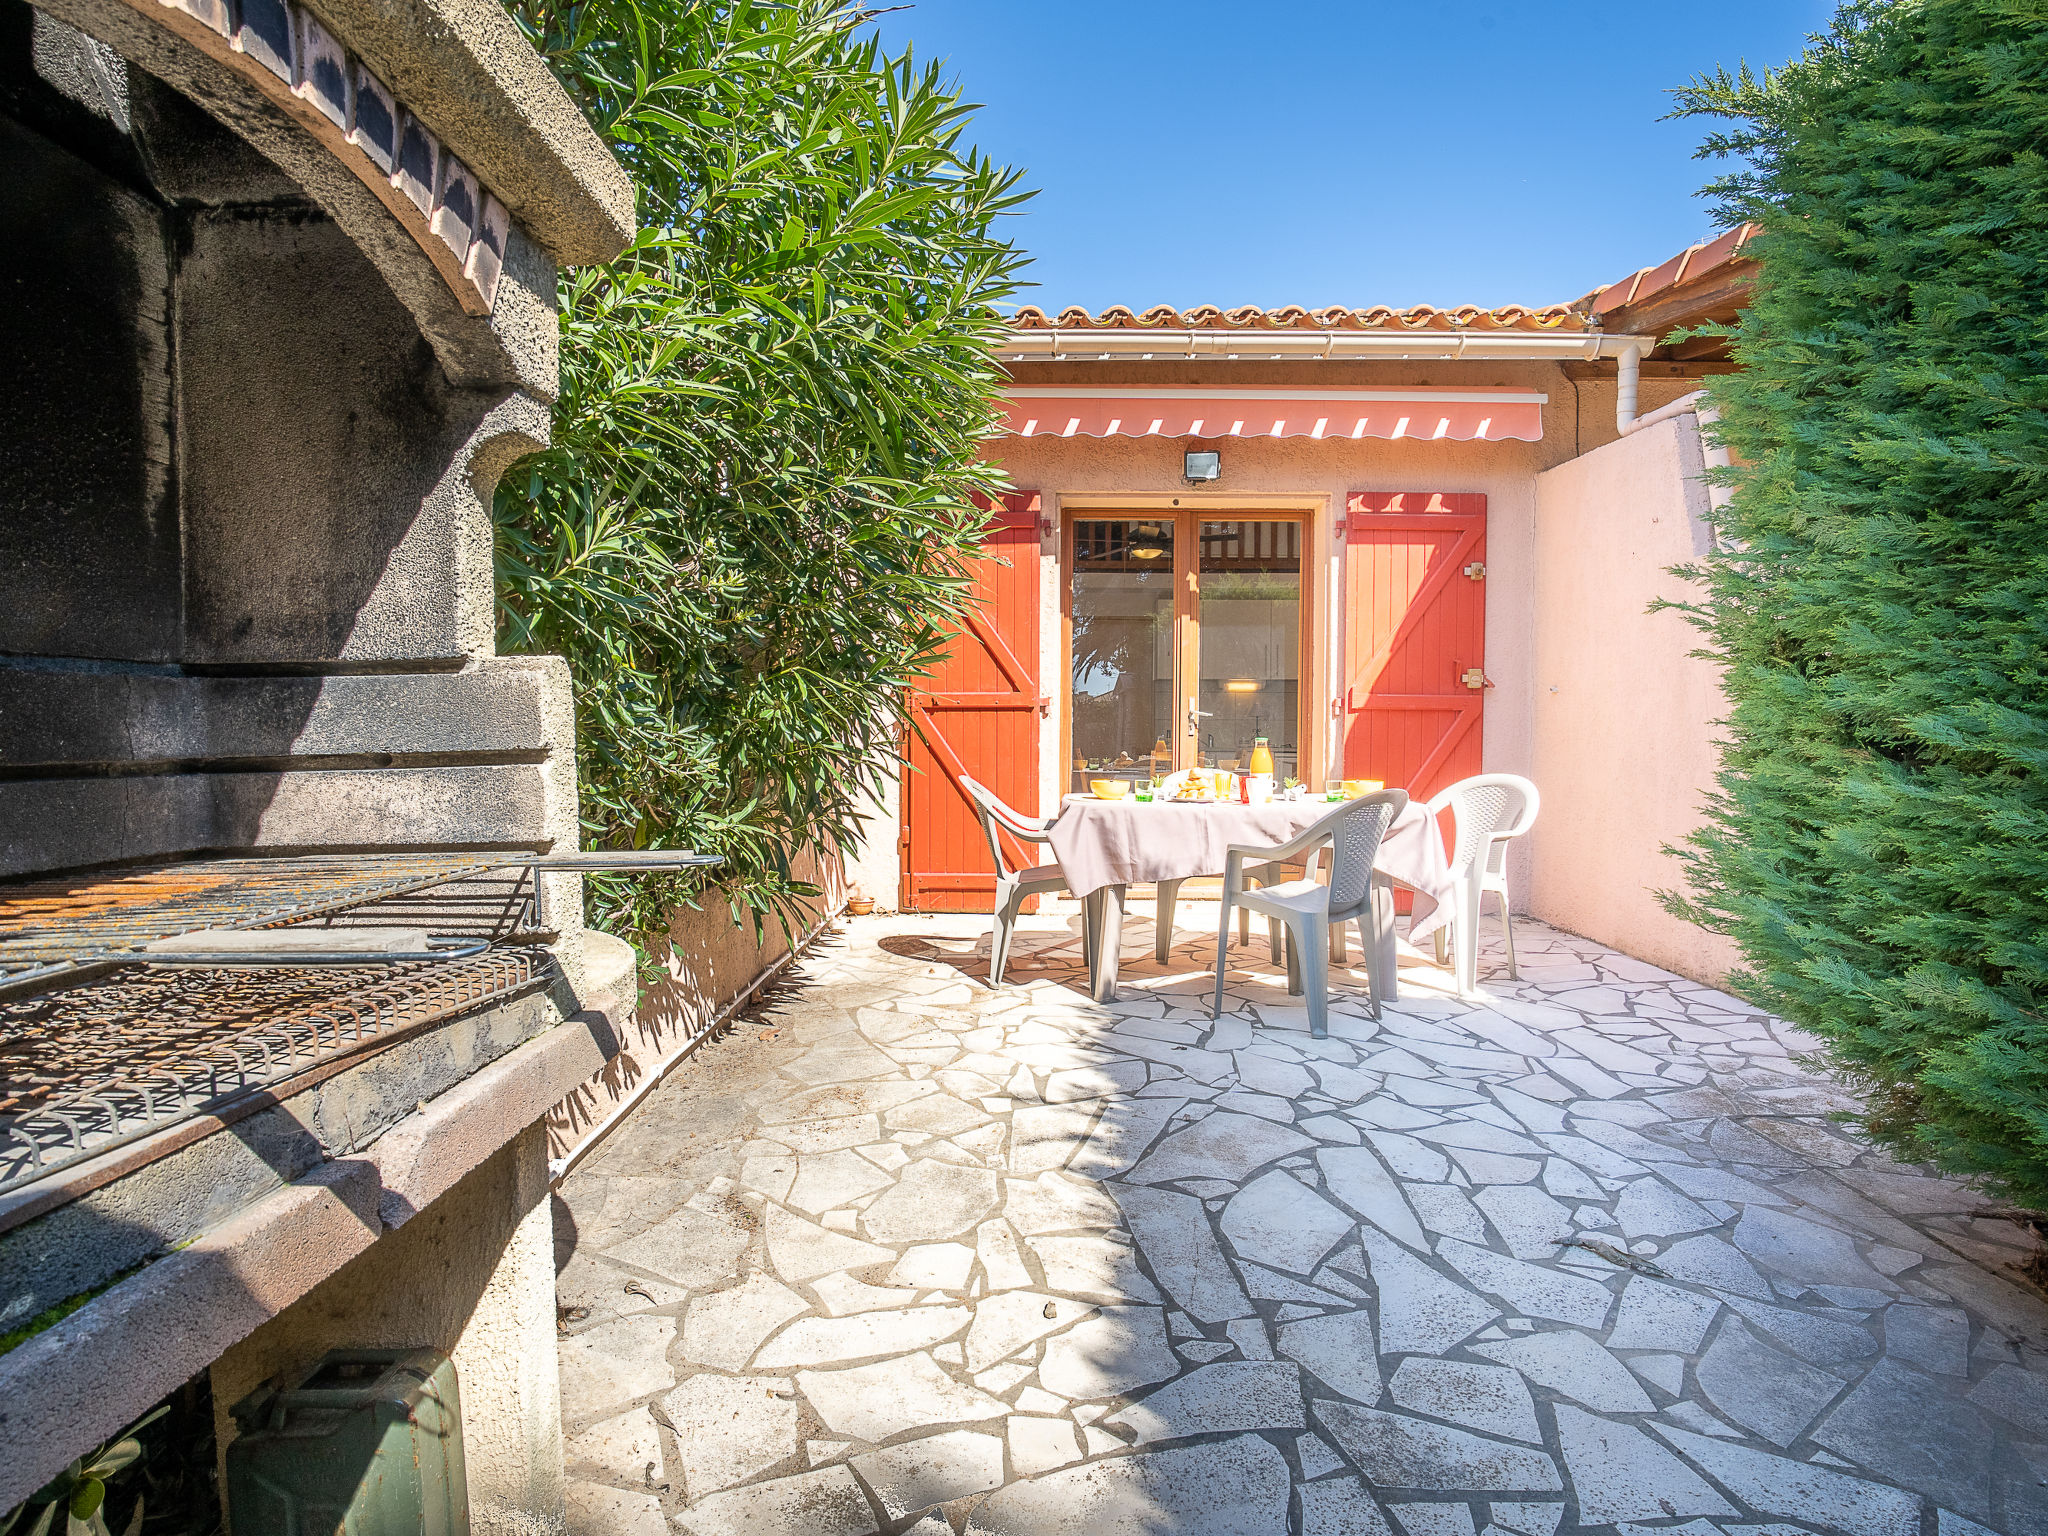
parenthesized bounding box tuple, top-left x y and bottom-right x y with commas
(1047, 794, 1453, 1003)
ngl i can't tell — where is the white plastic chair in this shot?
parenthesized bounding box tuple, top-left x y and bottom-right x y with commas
(1425, 774, 1540, 992)
(960, 776, 1074, 986)
(1210, 790, 1409, 1036)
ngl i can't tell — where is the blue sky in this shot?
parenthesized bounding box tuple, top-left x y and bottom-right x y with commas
(871, 1, 1835, 313)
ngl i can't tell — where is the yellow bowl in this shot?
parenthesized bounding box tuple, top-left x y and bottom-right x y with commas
(1089, 779, 1130, 800)
(1343, 778, 1386, 799)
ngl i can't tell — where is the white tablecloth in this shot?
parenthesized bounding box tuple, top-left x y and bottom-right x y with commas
(1047, 795, 1453, 937)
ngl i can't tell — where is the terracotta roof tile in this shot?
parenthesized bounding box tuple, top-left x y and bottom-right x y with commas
(1008, 302, 1591, 334)
(1007, 224, 1763, 341)
(1588, 222, 1760, 317)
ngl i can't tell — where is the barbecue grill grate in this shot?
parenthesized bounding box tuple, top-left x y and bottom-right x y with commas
(0, 855, 504, 989)
(0, 946, 553, 1198)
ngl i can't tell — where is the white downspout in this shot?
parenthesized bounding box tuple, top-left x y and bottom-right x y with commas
(1614, 341, 1642, 435)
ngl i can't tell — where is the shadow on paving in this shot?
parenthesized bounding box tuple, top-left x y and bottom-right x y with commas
(551, 905, 2048, 1536)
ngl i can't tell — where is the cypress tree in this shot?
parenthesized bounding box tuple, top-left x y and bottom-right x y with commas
(1671, 0, 2048, 1206)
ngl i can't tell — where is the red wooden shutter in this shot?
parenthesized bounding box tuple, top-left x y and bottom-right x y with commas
(902, 492, 1044, 912)
(1342, 492, 1488, 807)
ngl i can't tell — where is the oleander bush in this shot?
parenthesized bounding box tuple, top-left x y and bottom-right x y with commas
(497, 0, 1027, 938)
(1670, 0, 2048, 1206)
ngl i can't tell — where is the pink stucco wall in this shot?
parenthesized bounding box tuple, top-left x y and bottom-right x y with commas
(1528, 412, 1741, 983)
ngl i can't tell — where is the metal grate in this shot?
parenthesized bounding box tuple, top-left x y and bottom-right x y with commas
(0, 947, 553, 1197)
(0, 855, 502, 989)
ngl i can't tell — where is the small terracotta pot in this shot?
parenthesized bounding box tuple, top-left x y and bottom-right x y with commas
(846, 897, 876, 917)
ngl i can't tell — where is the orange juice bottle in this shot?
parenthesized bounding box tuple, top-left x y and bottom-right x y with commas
(1247, 737, 1275, 804)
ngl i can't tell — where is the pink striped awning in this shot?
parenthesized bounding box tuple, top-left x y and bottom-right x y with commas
(1002, 387, 1547, 443)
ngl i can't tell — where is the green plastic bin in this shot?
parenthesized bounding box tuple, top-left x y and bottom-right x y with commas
(226, 1348, 468, 1535)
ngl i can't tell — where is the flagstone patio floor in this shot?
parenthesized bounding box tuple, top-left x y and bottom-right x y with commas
(553, 905, 2048, 1536)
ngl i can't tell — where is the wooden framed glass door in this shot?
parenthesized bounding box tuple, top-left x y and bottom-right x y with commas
(1066, 511, 1307, 792)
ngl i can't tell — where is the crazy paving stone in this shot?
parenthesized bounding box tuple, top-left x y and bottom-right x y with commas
(758, 1079, 936, 1125)
(1552, 1405, 1737, 1524)
(1489, 1501, 1565, 1536)
(1313, 1401, 1563, 1492)
(1654, 1234, 1775, 1301)
(753, 1304, 970, 1368)
(1472, 1186, 1575, 1261)
(1611, 1178, 1720, 1239)
(1298, 1478, 1399, 1536)
(796, 1351, 1008, 1442)
(566, 1482, 668, 1536)
(1966, 1361, 2048, 1430)
(1811, 1359, 1995, 1521)
(562, 1405, 663, 1484)
(850, 1429, 1004, 1520)
(682, 1272, 810, 1369)
(863, 1159, 999, 1243)
(1112, 1183, 1256, 1322)
(663, 1373, 802, 1501)
(1733, 1206, 1893, 1292)
(1319, 1145, 1430, 1250)
(1694, 1317, 1848, 1447)
(1388, 1358, 1542, 1444)
(1604, 1276, 1721, 1353)
(888, 1242, 975, 1291)
(787, 1150, 898, 1214)
(884, 1093, 993, 1137)
(1296, 1431, 1347, 1480)
(1008, 1102, 1097, 1176)
(558, 1315, 677, 1412)
(1036, 1305, 1181, 1400)
(1221, 1169, 1357, 1275)
(1125, 1110, 1316, 1184)
(1003, 1170, 1122, 1234)
(809, 1256, 915, 1307)
(1650, 1425, 1922, 1536)
(1471, 1329, 1653, 1413)
(606, 1199, 754, 1289)
(1008, 1415, 1083, 1476)
(1104, 1361, 1306, 1444)
(1721, 1295, 1880, 1371)
(1408, 1184, 1490, 1243)
(1241, 1262, 1348, 1306)
(1226, 1316, 1275, 1360)
(1044, 1060, 1148, 1102)
(964, 1290, 1086, 1371)
(672, 1464, 876, 1536)
(964, 1434, 1293, 1536)
(1360, 1230, 1501, 1354)
(764, 1204, 894, 1281)
(1435, 1239, 1615, 1328)
(1276, 1309, 1384, 1403)
(1026, 1233, 1161, 1303)
(1073, 1097, 1187, 1179)
(976, 1218, 1035, 1288)
(1390, 1503, 1478, 1536)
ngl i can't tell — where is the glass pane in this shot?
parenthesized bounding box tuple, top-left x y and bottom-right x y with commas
(1071, 519, 1176, 791)
(1197, 520, 1301, 780)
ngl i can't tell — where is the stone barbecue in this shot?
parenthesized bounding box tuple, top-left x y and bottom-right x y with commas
(0, 0, 646, 1524)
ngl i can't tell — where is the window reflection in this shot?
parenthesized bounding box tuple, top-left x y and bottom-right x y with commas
(1197, 521, 1300, 779)
(1071, 520, 1174, 789)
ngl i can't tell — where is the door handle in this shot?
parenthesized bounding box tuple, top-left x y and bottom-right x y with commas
(1186, 706, 1213, 736)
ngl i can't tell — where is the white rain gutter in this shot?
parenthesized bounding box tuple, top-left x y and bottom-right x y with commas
(996, 329, 1656, 365)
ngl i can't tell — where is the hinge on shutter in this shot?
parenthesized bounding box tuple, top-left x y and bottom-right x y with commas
(1463, 561, 1487, 580)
